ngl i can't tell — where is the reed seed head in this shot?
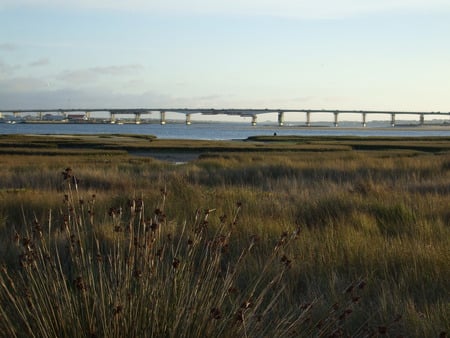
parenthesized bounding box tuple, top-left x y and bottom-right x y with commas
(62, 167, 72, 180)
(280, 255, 292, 268)
(172, 258, 180, 269)
(113, 305, 123, 316)
(74, 276, 86, 291)
(210, 307, 222, 320)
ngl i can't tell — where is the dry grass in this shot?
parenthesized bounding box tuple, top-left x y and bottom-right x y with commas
(0, 135, 449, 336)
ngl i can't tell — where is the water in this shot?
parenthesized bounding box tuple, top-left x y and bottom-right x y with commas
(1, 122, 450, 140)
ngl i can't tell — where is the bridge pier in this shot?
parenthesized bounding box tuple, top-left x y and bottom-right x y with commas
(334, 112, 339, 127)
(85, 111, 91, 121)
(278, 111, 284, 126)
(251, 115, 257, 126)
(186, 113, 191, 125)
(420, 113, 425, 125)
(306, 112, 311, 127)
(391, 113, 396, 127)
(362, 113, 367, 127)
(135, 113, 141, 124)
(160, 111, 166, 125)
(110, 113, 116, 123)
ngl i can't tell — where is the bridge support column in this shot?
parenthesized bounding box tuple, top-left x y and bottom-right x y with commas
(13, 112, 19, 118)
(420, 113, 425, 126)
(306, 112, 311, 127)
(362, 113, 367, 127)
(278, 111, 284, 126)
(85, 111, 91, 121)
(110, 113, 116, 123)
(251, 115, 257, 126)
(186, 113, 191, 125)
(334, 112, 339, 127)
(391, 113, 396, 127)
(135, 113, 141, 124)
(0, 112, 2, 118)
(160, 111, 166, 125)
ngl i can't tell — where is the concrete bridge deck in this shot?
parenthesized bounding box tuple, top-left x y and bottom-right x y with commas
(1, 108, 449, 127)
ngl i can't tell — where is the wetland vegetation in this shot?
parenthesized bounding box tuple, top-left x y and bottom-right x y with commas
(0, 134, 449, 337)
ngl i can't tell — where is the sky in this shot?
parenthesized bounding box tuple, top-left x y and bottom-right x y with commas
(1, 0, 450, 121)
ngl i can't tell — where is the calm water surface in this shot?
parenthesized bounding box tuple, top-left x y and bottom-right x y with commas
(1, 122, 450, 140)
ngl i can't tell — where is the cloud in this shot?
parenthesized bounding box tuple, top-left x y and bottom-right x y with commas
(0, 74, 245, 109)
(90, 65, 144, 75)
(2, 0, 449, 19)
(57, 64, 144, 84)
(29, 58, 50, 67)
(0, 61, 21, 75)
(0, 43, 18, 51)
(0, 74, 175, 109)
(0, 76, 47, 92)
(0, 89, 184, 110)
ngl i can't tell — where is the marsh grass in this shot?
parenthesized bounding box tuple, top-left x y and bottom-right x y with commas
(0, 177, 324, 338)
(0, 136, 449, 336)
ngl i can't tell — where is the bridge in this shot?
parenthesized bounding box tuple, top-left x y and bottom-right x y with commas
(1, 108, 449, 127)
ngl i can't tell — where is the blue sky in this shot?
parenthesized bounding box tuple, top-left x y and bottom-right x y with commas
(1, 0, 450, 121)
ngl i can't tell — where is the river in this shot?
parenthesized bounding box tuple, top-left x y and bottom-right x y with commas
(1, 122, 449, 140)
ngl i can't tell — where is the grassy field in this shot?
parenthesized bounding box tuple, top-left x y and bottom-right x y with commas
(0, 134, 449, 337)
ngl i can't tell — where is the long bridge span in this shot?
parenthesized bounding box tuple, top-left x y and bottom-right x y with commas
(1, 108, 449, 127)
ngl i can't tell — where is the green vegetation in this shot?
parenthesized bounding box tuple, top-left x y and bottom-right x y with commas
(0, 135, 449, 337)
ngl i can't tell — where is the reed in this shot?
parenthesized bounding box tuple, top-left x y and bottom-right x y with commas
(0, 173, 319, 337)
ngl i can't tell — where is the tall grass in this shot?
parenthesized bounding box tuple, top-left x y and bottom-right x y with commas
(0, 171, 356, 337)
(0, 143, 449, 336)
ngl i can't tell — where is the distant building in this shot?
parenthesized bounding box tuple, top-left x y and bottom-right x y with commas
(68, 114, 88, 121)
(43, 114, 66, 121)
